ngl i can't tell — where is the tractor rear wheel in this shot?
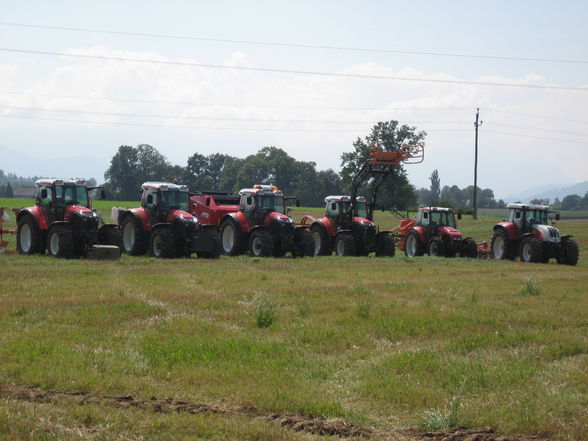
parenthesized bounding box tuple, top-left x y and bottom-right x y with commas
(375, 234, 395, 257)
(311, 225, 331, 256)
(293, 229, 314, 257)
(17, 215, 43, 255)
(220, 219, 244, 256)
(150, 227, 176, 258)
(428, 237, 445, 257)
(335, 233, 356, 257)
(405, 231, 423, 257)
(47, 224, 74, 258)
(519, 236, 542, 263)
(249, 230, 274, 257)
(557, 238, 579, 266)
(461, 238, 478, 258)
(121, 216, 146, 255)
(491, 229, 515, 260)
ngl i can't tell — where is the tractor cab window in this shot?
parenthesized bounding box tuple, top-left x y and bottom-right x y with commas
(144, 190, 158, 210)
(242, 194, 255, 212)
(54, 184, 89, 207)
(160, 189, 188, 211)
(37, 185, 53, 209)
(430, 211, 456, 228)
(417, 211, 429, 225)
(327, 201, 339, 217)
(257, 194, 285, 214)
(512, 210, 523, 228)
(524, 209, 547, 226)
(355, 201, 368, 218)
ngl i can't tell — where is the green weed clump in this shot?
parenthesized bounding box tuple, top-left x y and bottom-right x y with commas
(252, 293, 275, 328)
(517, 278, 541, 296)
(420, 392, 463, 431)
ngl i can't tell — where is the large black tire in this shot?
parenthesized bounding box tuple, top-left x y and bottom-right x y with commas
(47, 224, 74, 258)
(558, 238, 579, 266)
(249, 230, 274, 257)
(404, 230, 424, 257)
(150, 226, 177, 258)
(460, 237, 478, 258)
(220, 219, 244, 256)
(98, 224, 121, 248)
(335, 233, 356, 257)
(293, 229, 314, 258)
(196, 230, 222, 259)
(16, 215, 43, 255)
(428, 237, 445, 257)
(311, 224, 331, 256)
(519, 236, 542, 263)
(121, 215, 146, 255)
(491, 228, 515, 260)
(375, 234, 395, 257)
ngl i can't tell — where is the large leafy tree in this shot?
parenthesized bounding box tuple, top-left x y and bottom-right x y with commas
(340, 121, 425, 210)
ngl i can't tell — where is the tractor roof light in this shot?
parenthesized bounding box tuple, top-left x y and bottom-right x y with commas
(75, 179, 86, 186)
(54, 179, 64, 186)
(179, 185, 188, 192)
(160, 185, 168, 191)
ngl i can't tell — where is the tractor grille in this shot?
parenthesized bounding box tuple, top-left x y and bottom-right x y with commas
(546, 226, 560, 238)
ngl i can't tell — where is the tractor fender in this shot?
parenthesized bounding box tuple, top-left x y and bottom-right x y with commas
(561, 234, 574, 240)
(223, 211, 250, 233)
(311, 220, 331, 238)
(494, 222, 517, 240)
(17, 206, 49, 230)
(520, 232, 536, 242)
(315, 217, 336, 237)
(335, 228, 353, 239)
(410, 225, 427, 244)
(121, 208, 152, 232)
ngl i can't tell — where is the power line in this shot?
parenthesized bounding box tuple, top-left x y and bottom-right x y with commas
(484, 120, 588, 137)
(0, 90, 471, 111)
(0, 105, 468, 126)
(485, 108, 588, 124)
(0, 113, 469, 134)
(1, 21, 587, 65)
(484, 129, 588, 145)
(1, 47, 586, 92)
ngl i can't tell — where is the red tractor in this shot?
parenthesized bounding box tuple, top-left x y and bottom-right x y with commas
(16, 178, 119, 258)
(398, 207, 478, 258)
(491, 203, 578, 265)
(219, 184, 314, 257)
(301, 143, 424, 256)
(113, 182, 221, 258)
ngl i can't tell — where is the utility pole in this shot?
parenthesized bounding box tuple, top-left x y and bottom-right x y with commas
(473, 108, 482, 220)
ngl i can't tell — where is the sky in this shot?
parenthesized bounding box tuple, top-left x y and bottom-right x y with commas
(1, 0, 587, 200)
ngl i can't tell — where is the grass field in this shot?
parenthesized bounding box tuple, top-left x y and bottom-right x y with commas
(0, 197, 587, 441)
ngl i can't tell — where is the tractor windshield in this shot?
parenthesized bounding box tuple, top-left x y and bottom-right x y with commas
(524, 209, 548, 226)
(55, 183, 90, 208)
(257, 194, 285, 214)
(430, 211, 456, 228)
(160, 189, 189, 211)
(355, 201, 367, 218)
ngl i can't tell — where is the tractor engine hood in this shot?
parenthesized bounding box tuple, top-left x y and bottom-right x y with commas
(353, 216, 374, 226)
(167, 209, 198, 224)
(439, 226, 462, 239)
(64, 205, 94, 222)
(265, 212, 293, 225)
(533, 224, 560, 243)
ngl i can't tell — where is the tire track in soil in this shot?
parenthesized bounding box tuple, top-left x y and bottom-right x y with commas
(0, 384, 549, 441)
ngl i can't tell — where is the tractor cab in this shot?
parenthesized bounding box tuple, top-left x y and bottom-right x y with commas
(324, 196, 370, 229)
(505, 204, 552, 234)
(35, 178, 96, 225)
(141, 182, 192, 224)
(238, 185, 290, 226)
(415, 207, 461, 241)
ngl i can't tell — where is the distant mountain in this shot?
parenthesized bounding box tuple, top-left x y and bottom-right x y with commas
(0, 144, 108, 184)
(504, 181, 588, 203)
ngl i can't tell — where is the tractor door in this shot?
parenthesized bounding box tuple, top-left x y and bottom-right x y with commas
(509, 208, 524, 234)
(143, 189, 160, 224)
(326, 200, 340, 228)
(36, 184, 55, 224)
(241, 193, 258, 227)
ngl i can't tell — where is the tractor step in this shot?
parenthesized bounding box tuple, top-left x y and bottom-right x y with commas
(87, 245, 121, 260)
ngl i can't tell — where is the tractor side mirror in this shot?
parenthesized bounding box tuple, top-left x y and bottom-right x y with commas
(296, 199, 300, 207)
(457, 212, 462, 220)
(41, 189, 47, 199)
(147, 194, 153, 204)
(555, 213, 560, 221)
(515, 212, 521, 219)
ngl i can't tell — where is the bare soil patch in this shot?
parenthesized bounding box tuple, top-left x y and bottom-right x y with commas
(0, 384, 549, 440)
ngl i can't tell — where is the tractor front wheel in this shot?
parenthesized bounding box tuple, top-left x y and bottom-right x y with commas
(121, 216, 146, 255)
(220, 219, 244, 256)
(335, 233, 356, 257)
(405, 231, 423, 257)
(249, 230, 274, 257)
(17, 215, 43, 255)
(491, 229, 515, 260)
(519, 236, 542, 263)
(311, 225, 331, 256)
(558, 238, 579, 266)
(428, 237, 445, 257)
(375, 234, 395, 257)
(461, 238, 478, 258)
(47, 225, 74, 258)
(150, 227, 176, 258)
